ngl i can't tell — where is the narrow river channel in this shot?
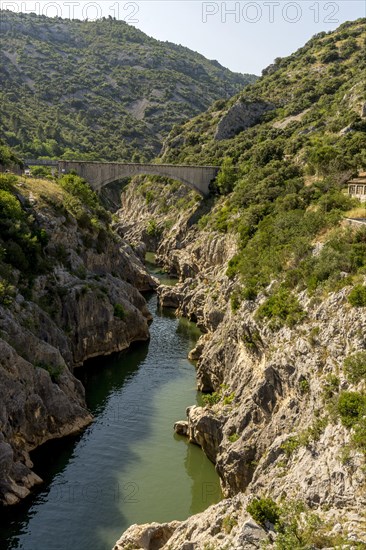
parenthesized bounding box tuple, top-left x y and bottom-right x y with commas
(0, 263, 222, 550)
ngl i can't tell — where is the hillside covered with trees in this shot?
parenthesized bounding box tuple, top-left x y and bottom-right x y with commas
(160, 18, 366, 303)
(0, 10, 255, 162)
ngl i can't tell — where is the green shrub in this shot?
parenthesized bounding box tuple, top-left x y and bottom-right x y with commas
(4, 240, 29, 272)
(352, 416, 366, 454)
(322, 374, 340, 400)
(0, 189, 23, 220)
(256, 287, 305, 328)
(308, 326, 320, 346)
(0, 280, 15, 306)
(226, 255, 240, 279)
(31, 166, 52, 178)
(344, 352, 366, 384)
(299, 378, 310, 394)
(317, 190, 354, 213)
(222, 515, 238, 534)
(348, 285, 366, 307)
(0, 144, 20, 167)
(146, 219, 161, 237)
(230, 291, 241, 312)
(202, 392, 221, 406)
(246, 497, 281, 527)
(320, 48, 339, 63)
(274, 501, 348, 550)
(228, 433, 240, 443)
(216, 157, 237, 194)
(281, 436, 301, 456)
(36, 361, 64, 383)
(337, 391, 366, 428)
(223, 392, 235, 405)
(304, 417, 329, 444)
(242, 330, 261, 352)
(0, 173, 17, 191)
(59, 174, 98, 210)
(114, 303, 127, 320)
(242, 287, 257, 301)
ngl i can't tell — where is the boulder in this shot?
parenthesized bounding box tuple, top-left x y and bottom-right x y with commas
(174, 421, 188, 436)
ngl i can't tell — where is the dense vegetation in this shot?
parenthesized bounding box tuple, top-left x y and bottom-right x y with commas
(0, 170, 112, 301)
(246, 497, 365, 548)
(0, 139, 21, 167)
(160, 19, 366, 307)
(0, 10, 255, 161)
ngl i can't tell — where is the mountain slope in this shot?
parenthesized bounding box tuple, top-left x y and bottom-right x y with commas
(162, 18, 366, 166)
(0, 11, 256, 162)
(159, 18, 366, 295)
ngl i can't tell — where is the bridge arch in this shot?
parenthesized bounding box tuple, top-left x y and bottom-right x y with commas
(56, 161, 219, 196)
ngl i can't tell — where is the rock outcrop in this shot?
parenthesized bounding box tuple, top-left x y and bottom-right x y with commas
(114, 495, 268, 550)
(214, 100, 274, 141)
(0, 339, 91, 505)
(185, 286, 366, 508)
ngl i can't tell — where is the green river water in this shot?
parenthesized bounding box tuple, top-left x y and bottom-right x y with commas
(0, 258, 222, 550)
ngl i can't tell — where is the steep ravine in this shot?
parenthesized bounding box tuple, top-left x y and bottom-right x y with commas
(0, 176, 155, 507)
(114, 180, 366, 549)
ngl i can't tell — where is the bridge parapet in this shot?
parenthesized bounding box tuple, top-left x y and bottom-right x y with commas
(24, 160, 219, 196)
(24, 159, 58, 166)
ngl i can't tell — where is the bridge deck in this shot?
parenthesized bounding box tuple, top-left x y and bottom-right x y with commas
(23, 159, 219, 196)
(24, 160, 219, 169)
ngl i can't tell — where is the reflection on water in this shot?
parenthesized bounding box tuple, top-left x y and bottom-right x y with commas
(0, 292, 221, 550)
(145, 251, 178, 286)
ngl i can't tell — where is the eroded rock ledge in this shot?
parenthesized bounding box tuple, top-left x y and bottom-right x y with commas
(114, 495, 268, 550)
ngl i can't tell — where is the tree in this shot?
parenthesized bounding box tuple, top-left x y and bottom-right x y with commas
(216, 157, 237, 194)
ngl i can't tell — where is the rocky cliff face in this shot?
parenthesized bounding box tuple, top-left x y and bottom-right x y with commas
(0, 339, 91, 505)
(113, 180, 366, 548)
(114, 495, 269, 550)
(214, 99, 274, 141)
(0, 176, 155, 506)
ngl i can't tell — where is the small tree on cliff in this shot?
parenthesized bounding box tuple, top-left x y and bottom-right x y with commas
(216, 157, 237, 194)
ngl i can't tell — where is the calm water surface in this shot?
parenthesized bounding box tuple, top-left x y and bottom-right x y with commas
(0, 266, 221, 550)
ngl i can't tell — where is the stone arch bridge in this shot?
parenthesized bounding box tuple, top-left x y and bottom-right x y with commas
(24, 160, 219, 197)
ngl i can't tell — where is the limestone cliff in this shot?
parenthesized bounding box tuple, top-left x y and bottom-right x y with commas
(214, 99, 274, 141)
(0, 175, 154, 506)
(113, 179, 366, 548)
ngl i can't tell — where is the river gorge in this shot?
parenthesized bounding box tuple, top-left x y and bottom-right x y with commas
(0, 264, 222, 550)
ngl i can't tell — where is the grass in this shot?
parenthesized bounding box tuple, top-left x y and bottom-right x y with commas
(19, 177, 65, 207)
(344, 207, 366, 219)
(222, 515, 238, 534)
